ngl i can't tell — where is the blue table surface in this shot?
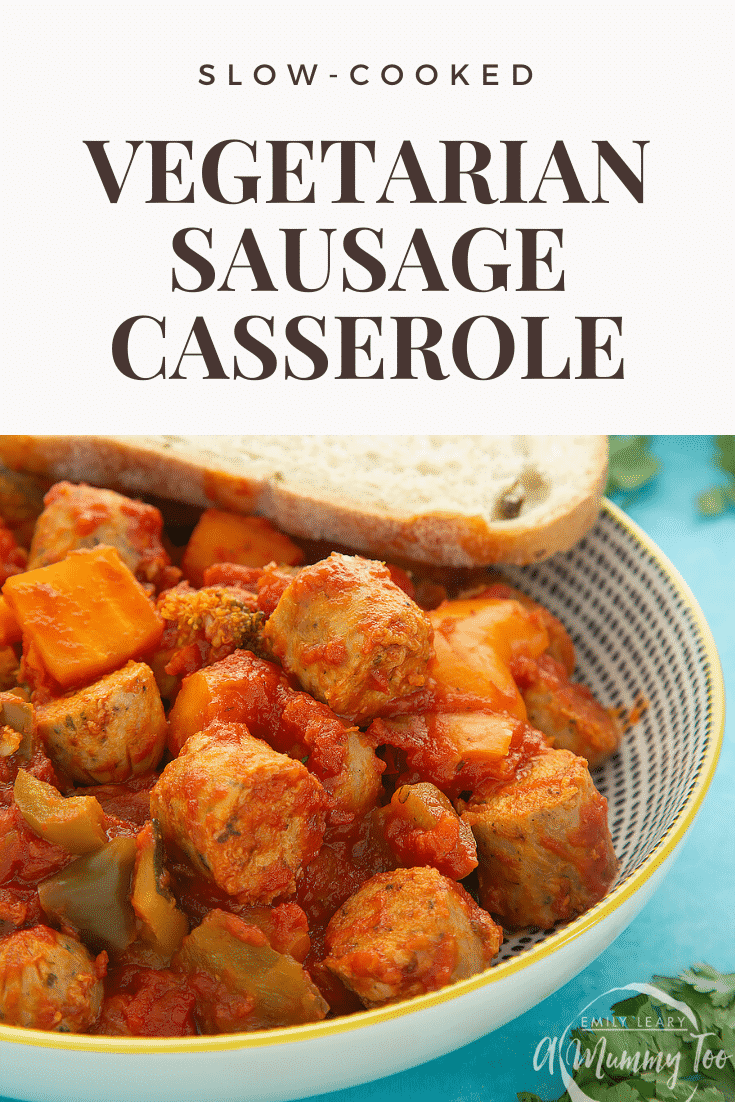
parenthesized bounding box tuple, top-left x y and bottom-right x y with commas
(2, 436, 732, 1102)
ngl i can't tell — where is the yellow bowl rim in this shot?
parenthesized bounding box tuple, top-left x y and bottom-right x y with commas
(0, 498, 725, 1055)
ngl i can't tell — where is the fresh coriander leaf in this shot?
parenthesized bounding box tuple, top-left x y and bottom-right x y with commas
(611, 994, 651, 1018)
(610, 995, 666, 1034)
(518, 964, 735, 1102)
(720, 1024, 735, 1061)
(595, 1023, 652, 1069)
(574, 1059, 611, 1091)
(651, 974, 722, 1026)
(647, 976, 687, 999)
(698, 437, 735, 515)
(570, 1081, 615, 1101)
(713, 436, 735, 478)
(687, 1087, 728, 1102)
(697, 488, 728, 517)
(624, 1076, 657, 1098)
(608, 437, 636, 459)
(598, 1082, 643, 1102)
(679, 965, 735, 1007)
(613, 455, 661, 492)
(657, 1080, 727, 1102)
(656, 1032, 697, 1079)
(651, 1078, 692, 1102)
(606, 437, 661, 495)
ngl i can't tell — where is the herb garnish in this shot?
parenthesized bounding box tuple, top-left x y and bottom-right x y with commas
(697, 437, 735, 517)
(518, 963, 735, 1102)
(606, 437, 661, 496)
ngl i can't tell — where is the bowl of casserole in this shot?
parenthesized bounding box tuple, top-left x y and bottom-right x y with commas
(0, 496, 724, 1102)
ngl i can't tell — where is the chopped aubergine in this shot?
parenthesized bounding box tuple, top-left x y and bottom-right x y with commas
(173, 909, 329, 1033)
(38, 836, 137, 954)
(130, 820, 189, 961)
(13, 769, 107, 854)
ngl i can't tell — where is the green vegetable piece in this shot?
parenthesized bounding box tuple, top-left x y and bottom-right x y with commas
(0, 696, 33, 736)
(0, 693, 35, 759)
(130, 820, 188, 961)
(38, 835, 137, 953)
(14, 769, 107, 855)
(174, 908, 328, 1032)
(392, 782, 452, 830)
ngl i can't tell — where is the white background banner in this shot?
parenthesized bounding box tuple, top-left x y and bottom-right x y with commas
(3, 2, 732, 433)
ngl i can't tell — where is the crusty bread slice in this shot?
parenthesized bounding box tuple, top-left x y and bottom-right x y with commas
(0, 435, 608, 567)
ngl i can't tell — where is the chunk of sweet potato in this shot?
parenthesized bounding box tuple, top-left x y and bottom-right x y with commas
(3, 546, 163, 690)
(182, 510, 302, 587)
(0, 595, 21, 646)
(428, 598, 550, 717)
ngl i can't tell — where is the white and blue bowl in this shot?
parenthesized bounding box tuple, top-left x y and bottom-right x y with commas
(0, 499, 724, 1102)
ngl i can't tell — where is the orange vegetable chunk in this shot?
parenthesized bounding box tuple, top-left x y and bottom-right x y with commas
(0, 595, 21, 645)
(182, 509, 302, 587)
(428, 598, 550, 718)
(3, 546, 163, 689)
(435, 712, 517, 762)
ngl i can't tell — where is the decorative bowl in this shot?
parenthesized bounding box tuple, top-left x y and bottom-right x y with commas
(0, 499, 724, 1102)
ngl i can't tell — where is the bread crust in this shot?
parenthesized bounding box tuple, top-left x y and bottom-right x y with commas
(0, 435, 608, 567)
(0, 436, 261, 513)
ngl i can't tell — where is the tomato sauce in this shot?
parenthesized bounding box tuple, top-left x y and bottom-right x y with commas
(0, 481, 623, 1036)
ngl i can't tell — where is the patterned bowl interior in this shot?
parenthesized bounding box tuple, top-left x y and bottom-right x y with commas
(494, 501, 717, 962)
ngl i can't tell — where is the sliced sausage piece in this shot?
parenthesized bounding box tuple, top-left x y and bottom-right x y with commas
(263, 553, 433, 723)
(462, 749, 619, 930)
(28, 481, 175, 589)
(511, 653, 622, 768)
(169, 650, 384, 823)
(0, 925, 105, 1031)
(324, 866, 502, 1008)
(35, 661, 167, 785)
(150, 723, 328, 903)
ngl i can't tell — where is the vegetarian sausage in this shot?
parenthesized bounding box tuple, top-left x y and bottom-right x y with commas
(151, 723, 328, 903)
(28, 482, 174, 589)
(462, 748, 619, 929)
(324, 866, 502, 1008)
(35, 661, 167, 785)
(263, 553, 433, 723)
(0, 925, 105, 1031)
(511, 653, 622, 768)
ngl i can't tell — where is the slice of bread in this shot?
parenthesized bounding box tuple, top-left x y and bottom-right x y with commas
(0, 435, 608, 567)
